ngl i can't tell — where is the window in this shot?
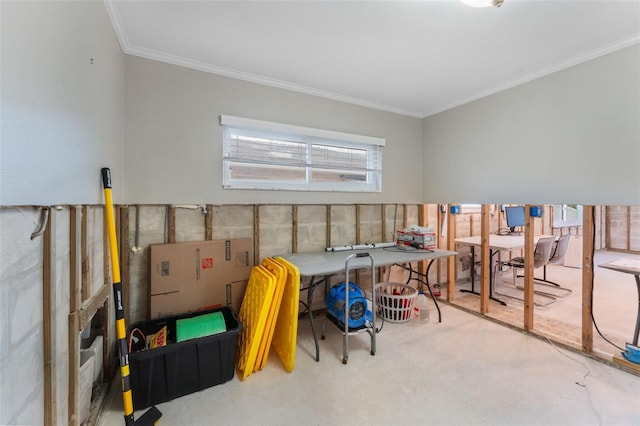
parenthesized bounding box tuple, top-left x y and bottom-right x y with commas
(221, 115, 384, 192)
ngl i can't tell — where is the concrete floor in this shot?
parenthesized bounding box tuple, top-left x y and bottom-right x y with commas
(98, 298, 640, 425)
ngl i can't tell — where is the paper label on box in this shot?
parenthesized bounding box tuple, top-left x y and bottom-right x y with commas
(160, 261, 170, 276)
(236, 251, 249, 267)
(225, 240, 231, 261)
(201, 257, 214, 269)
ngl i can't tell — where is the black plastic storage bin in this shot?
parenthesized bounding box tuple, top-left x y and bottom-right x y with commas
(127, 306, 241, 410)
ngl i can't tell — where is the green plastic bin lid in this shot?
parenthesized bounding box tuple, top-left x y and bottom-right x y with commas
(177, 311, 227, 342)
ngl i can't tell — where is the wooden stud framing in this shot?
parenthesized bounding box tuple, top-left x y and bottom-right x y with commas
(101, 296, 113, 379)
(582, 205, 595, 352)
(627, 206, 632, 251)
(605, 206, 612, 250)
(43, 209, 56, 425)
(254, 205, 260, 265)
(446, 205, 456, 302)
(292, 205, 298, 253)
(418, 205, 427, 278)
(81, 206, 89, 302)
(355, 204, 361, 283)
(355, 204, 361, 245)
(68, 207, 80, 426)
(205, 204, 213, 240)
(479, 204, 490, 314)
(381, 204, 387, 242)
(523, 205, 535, 330)
(79, 284, 110, 329)
(326, 205, 332, 248)
(437, 205, 444, 285)
(402, 204, 408, 228)
(67, 312, 79, 426)
(167, 205, 176, 243)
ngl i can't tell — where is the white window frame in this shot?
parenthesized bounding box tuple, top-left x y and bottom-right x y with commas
(220, 115, 384, 192)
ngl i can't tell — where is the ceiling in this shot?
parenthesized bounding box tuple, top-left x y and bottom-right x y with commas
(105, 0, 640, 118)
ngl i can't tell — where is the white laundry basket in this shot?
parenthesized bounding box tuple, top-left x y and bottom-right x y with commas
(375, 282, 417, 323)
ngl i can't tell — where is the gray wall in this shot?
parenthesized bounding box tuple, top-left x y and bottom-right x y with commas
(0, 1, 125, 206)
(124, 56, 424, 205)
(0, 2, 122, 424)
(422, 44, 640, 205)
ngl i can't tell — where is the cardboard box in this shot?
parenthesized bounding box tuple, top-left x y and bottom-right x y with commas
(150, 239, 252, 319)
(396, 227, 437, 250)
(150, 280, 248, 319)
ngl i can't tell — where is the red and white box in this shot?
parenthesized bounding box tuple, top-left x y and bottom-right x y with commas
(396, 226, 437, 250)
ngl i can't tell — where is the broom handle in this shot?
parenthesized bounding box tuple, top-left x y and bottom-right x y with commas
(102, 168, 135, 426)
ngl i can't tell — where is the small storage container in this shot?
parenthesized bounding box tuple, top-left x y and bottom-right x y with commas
(375, 282, 417, 323)
(127, 306, 241, 410)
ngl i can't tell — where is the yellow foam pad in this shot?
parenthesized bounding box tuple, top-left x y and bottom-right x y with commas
(271, 257, 300, 373)
(236, 265, 276, 380)
(254, 257, 288, 372)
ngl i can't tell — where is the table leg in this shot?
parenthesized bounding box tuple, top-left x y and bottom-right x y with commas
(460, 247, 506, 306)
(633, 274, 640, 346)
(306, 275, 331, 362)
(489, 250, 507, 306)
(406, 261, 442, 323)
(460, 246, 477, 295)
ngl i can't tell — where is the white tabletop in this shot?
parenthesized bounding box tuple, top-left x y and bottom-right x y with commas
(455, 235, 555, 252)
(280, 247, 457, 277)
(599, 258, 640, 276)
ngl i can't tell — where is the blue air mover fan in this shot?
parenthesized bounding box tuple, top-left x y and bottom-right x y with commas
(325, 282, 372, 329)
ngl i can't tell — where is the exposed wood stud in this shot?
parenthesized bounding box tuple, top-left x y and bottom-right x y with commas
(167, 205, 176, 243)
(205, 204, 213, 240)
(437, 205, 443, 284)
(355, 204, 361, 284)
(523, 205, 535, 330)
(418, 205, 427, 278)
(68, 206, 80, 426)
(402, 204, 408, 228)
(67, 312, 79, 426)
(446, 205, 456, 302)
(81, 206, 89, 302)
(381, 204, 387, 242)
(378, 204, 385, 282)
(43, 209, 56, 425)
(326, 205, 332, 248)
(355, 204, 361, 245)
(254, 205, 260, 265)
(605, 206, 611, 250)
(102, 297, 113, 378)
(79, 284, 110, 329)
(627, 206, 632, 251)
(582, 205, 595, 353)
(470, 214, 475, 236)
(70, 206, 80, 313)
(480, 204, 490, 314)
(292, 205, 298, 254)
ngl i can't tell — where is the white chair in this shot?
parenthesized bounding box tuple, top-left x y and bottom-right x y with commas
(495, 237, 558, 305)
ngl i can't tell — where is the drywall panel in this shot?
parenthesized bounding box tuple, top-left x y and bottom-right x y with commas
(259, 205, 293, 259)
(0, 208, 44, 425)
(124, 55, 423, 205)
(296, 205, 327, 252)
(422, 44, 640, 205)
(0, 1, 125, 206)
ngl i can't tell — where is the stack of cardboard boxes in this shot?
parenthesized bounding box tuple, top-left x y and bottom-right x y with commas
(149, 238, 253, 319)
